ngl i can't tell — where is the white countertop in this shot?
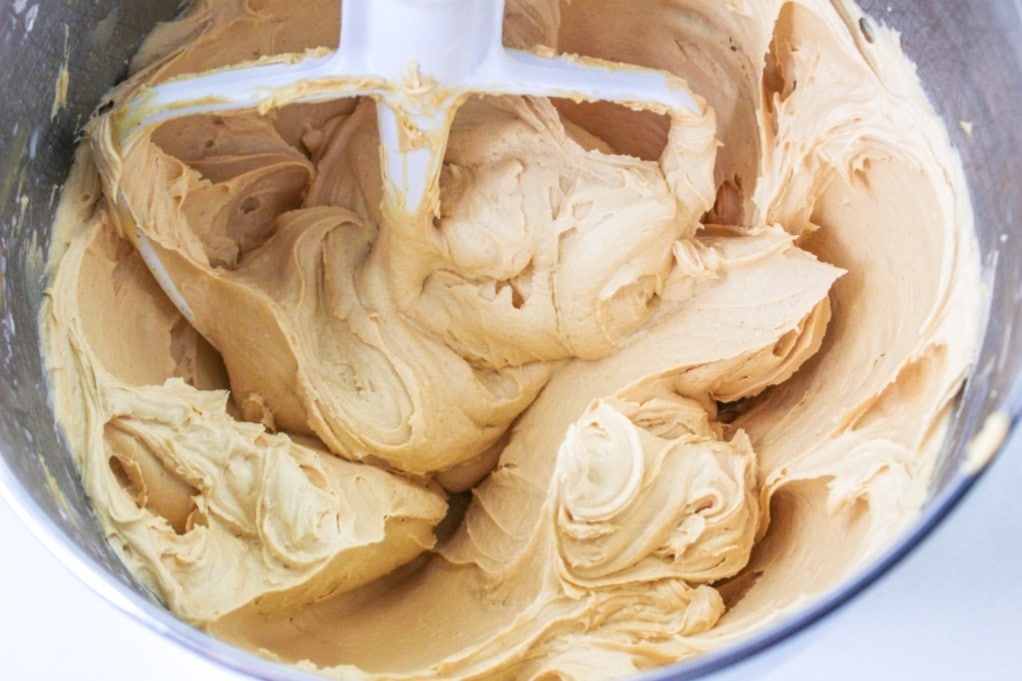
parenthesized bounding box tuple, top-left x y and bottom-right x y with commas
(3, 427, 1020, 681)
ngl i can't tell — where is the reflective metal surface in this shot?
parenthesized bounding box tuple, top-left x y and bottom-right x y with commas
(1, 2, 1020, 680)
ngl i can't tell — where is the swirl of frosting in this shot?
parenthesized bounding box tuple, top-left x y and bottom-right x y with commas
(557, 402, 646, 525)
(556, 396, 760, 588)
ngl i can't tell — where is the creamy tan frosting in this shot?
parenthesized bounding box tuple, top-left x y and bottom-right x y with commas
(43, 0, 981, 679)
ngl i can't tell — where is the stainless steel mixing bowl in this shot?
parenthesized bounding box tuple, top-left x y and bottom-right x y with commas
(1, 2, 1020, 679)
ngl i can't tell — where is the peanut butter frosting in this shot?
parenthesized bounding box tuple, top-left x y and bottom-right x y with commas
(42, 0, 982, 679)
